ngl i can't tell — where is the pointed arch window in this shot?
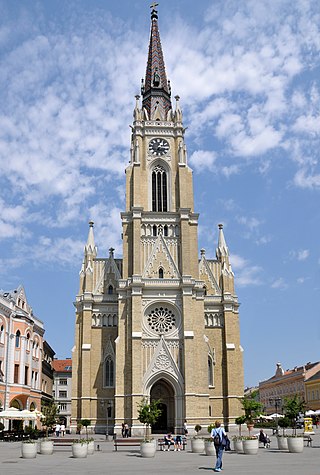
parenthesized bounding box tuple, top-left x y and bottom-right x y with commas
(152, 165, 168, 212)
(159, 267, 164, 279)
(108, 285, 113, 295)
(153, 225, 157, 236)
(0, 324, 4, 344)
(104, 355, 114, 388)
(15, 330, 21, 348)
(164, 225, 168, 236)
(208, 355, 214, 387)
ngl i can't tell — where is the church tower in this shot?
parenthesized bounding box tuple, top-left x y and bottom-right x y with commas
(71, 5, 244, 435)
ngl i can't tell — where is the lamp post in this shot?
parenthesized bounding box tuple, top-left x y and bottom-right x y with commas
(269, 397, 282, 434)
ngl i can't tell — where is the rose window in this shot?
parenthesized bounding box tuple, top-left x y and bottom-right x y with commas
(147, 307, 176, 333)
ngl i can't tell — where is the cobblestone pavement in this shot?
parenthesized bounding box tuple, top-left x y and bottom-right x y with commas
(1, 430, 320, 475)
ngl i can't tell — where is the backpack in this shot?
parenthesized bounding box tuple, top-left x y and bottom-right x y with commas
(213, 432, 220, 446)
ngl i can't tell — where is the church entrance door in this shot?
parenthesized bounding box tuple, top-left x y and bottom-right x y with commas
(150, 379, 175, 433)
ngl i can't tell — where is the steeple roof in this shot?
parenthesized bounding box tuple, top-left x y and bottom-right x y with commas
(141, 4, 172, 120)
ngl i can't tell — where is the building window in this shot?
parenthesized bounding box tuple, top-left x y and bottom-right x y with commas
(24, 366, 28, 386)
(14, 364, 19, 383)
(59, 379, 67, 385)
(26, 333, 30, 351)
(15, 330, 21, 348)
(0, 324, 4, 344)
(59, 403, 67, 411)
(208, 355, 214, 386)
(59, 391, 67, 398)
(164, 225, 168, 236)
(159, 267, 164, 279)
(152, 165, 168, 212)
(104, 355, 114, 387)
(108, 285, 113, 295)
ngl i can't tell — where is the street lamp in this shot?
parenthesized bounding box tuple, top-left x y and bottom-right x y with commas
(100, 399, 112, 438)
(269, 397, 282, 434)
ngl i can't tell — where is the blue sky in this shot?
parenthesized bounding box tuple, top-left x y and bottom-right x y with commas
(1, 0, 320, 388)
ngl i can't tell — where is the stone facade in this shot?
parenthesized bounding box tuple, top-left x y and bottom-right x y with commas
(71, 6, 244, 435)
(0, 285, 45, 428)
(259, 361, 320, 413)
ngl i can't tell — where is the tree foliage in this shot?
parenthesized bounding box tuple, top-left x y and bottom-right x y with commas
(41, 402, 59, 437)
(239, 390, 263, 431)
(80, 419, 91, 440)
(283, 395, 305, 434)
(137, 398, 162, 439)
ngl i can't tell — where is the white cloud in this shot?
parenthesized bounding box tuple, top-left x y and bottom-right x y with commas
(189, 150, 217, 172)
(271, 277, 288, 290)
(293, 169, 320, 189)
(297, 249, 310, 261)
(230, 253, 263, 287)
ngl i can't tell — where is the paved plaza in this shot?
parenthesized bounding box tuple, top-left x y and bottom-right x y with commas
(1, 431, 320, 475)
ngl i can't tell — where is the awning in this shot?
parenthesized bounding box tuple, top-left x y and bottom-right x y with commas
(0, 407, 37, 420)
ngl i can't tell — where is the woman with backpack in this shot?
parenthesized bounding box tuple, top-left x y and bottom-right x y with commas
(211, 420, 227, 472)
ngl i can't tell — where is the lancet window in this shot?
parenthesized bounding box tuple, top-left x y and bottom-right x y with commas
(152, 165, 168, 212)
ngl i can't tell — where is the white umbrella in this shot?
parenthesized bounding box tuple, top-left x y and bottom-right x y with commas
(270, 413, 284, 418)
(258, 414, 273, 420)
(0, 407, 37, 420)
(314, 409, 320, 415)
(305, 410, 316, 416)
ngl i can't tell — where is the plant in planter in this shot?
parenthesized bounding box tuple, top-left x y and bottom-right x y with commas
(242, 435, 259, 455)
(39, 402, 59, 455)
(86, 437, 95, 455)
(80, 419, 91, 440)
(191, 425, 204, 453)
(72, 438, 88, 458)
(232, 435, 244, 453)
(277, 417, 291, 450)
(239, 391, 263, 434)
(21, 438, 38, 459)
(283, 395, 305, 436)
(137, 398, 162, 458)
(204, 424, 215, 456)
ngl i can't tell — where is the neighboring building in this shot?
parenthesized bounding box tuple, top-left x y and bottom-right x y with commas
(72, 6, 244, 435)
(53, 359, 72, 431)
(0, 285, 44, 427)
(305, 370, 320, 411)
(259, 362, 320, 413)
(41, 341, 55, 407)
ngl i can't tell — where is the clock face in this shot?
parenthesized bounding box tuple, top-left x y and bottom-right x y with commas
(149, 138, 170, 156)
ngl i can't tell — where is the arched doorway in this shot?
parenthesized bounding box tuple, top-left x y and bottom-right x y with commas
(150, 379, 175, 433)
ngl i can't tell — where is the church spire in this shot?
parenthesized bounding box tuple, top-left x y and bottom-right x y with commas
(141, 3, 172, 120)
(216, 223, 229, 261)
(85, 220, 97, 257)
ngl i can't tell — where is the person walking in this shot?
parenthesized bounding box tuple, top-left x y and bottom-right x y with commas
(211, 420, 226, 472)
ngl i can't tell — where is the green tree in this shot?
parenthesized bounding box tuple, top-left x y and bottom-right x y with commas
(41, 402, 59, 437)
(80, 419, 91, 440)
(137, 398, 162, 440)
(283, 395, 305, 435)
(239, 390, 263, 433)
(235, 415, 247, 436)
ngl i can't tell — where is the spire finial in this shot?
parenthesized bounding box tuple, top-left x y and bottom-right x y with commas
(150, 2, 159, 20)
(109, 247, 115, 258)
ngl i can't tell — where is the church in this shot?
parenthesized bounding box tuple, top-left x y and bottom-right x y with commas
(71, 5, 244, 436)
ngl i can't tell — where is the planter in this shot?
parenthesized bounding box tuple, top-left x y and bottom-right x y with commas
(277, 437, 288, 451)
(21, 441, 37, 459)
(72, 442, 88, 458)
(191, 438, 205, 453)
(243, 438, 259, 455)
(40, 439, 54, 455)
(233, 439, 243, 453)
(87, 440, 95, 455)
(204, 441, 215, 456)
(287, 437, 304, 453)
(140, 441, 156, 458)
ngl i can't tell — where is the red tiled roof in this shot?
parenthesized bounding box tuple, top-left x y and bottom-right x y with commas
(52, 359, 72, 372)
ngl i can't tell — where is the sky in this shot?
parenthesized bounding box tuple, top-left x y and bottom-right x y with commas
(0, 0, 320, 388)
